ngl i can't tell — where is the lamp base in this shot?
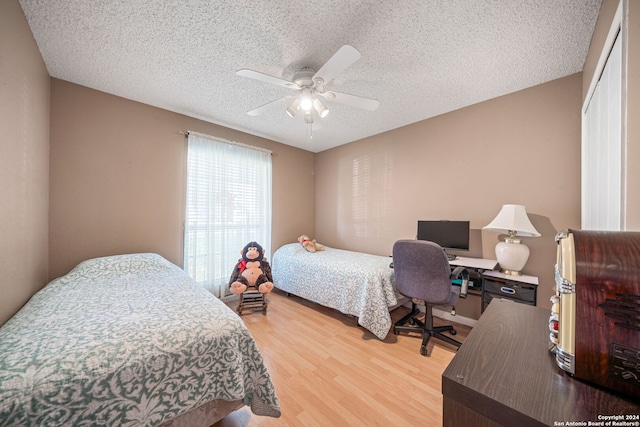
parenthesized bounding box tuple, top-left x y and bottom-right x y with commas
(502, 269, 523, 276)
(494, 239, 530, 276)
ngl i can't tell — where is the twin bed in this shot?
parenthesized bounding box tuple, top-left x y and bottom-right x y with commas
(0, 244, 400, 425)
(272, 243, 400, 340)
(0, 253, 280, 426)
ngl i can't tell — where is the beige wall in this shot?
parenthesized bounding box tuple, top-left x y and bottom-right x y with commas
(582, 0, 640, 230)
(583, 0, 620, 99)
(0, 0, 50, 326)
(316, 74, 584, 312)
(49, 80, 315, 280)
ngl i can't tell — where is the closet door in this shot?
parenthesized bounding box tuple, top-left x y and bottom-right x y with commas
(582, 26, 623, 231)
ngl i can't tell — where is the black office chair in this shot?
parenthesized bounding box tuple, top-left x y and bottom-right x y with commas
(392, 239, 469, 356)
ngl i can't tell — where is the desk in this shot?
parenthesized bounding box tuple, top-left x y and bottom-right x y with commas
(449, 256, 498, 271)
(449, 256, 497, 291)
(448, 257, 498, 319)
(442, 300, 640, 427)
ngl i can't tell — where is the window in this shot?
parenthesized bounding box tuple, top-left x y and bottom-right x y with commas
(183, 132, 272, 298)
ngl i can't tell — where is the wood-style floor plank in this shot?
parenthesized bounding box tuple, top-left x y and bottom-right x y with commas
(214, 289, 470, 427)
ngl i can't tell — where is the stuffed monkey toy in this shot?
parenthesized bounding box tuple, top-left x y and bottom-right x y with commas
(229, 241, 274, 294)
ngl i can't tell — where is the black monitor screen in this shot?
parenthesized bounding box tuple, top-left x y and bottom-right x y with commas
(417, 220, 470, 250)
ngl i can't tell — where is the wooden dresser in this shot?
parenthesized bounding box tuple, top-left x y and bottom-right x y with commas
(442, 299, 640, 427)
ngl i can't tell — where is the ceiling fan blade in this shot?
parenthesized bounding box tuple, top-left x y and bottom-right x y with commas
(321, 91, 380, 111)
(236, 69, 300, 89)
(313, 45, 361, 85)
(247, 95, 295, 116)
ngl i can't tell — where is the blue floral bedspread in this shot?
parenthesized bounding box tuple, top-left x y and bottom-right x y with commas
(272, 244, 397, 339)
(0, 253, 280, 426)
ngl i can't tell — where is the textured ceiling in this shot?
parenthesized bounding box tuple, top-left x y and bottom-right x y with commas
(19, 0, 602, 153)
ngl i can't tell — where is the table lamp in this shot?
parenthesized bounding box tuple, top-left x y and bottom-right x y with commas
(483, 204, 541, 275)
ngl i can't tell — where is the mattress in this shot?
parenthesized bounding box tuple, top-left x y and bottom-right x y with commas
(0, 253, 280, 426)
(272, 243, 398, 339)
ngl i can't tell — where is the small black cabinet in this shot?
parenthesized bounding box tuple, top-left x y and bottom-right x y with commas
(481, 270, 538, 312)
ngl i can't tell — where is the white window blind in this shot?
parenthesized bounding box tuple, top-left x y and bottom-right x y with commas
(183, 132, 272, 298)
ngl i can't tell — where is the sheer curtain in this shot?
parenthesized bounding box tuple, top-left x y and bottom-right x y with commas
(183, 132, 272, 298)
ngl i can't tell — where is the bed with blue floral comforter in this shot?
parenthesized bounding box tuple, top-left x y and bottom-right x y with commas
(0, 253, 280, 426)
(272, 244, 398, 339)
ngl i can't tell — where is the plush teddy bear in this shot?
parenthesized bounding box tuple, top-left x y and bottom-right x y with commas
(229, 241, 274, 294)
(298, 235, 324, 253)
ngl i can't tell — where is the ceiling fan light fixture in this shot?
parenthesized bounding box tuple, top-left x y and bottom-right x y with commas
(237, 45, 380, 139)
(304, 110, 313, 124)
(313, 98, 329, 118)
(299, 88, 314, 112)
(285, 98, 300, 118)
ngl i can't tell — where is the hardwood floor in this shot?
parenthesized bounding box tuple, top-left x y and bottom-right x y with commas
(214, 290, 470, 427)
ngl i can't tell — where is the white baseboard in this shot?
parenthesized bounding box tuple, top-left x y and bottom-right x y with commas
(433, 307, 477, 328)
(398, 300, 478, 328)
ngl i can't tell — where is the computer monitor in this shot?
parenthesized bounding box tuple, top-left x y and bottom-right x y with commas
(417, 220, 470, 251)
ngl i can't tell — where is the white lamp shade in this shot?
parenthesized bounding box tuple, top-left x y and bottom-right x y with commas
(313, 98, 329, 118)
(483, 204, 540, 237)
(285, 98, 300, 118)
(299, 89, 313, 111)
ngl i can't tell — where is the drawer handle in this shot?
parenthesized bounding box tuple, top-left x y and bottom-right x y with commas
(500, 287, 516, 295)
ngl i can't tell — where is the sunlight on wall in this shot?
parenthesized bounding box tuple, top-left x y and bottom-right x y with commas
(351, 150, 394, 238)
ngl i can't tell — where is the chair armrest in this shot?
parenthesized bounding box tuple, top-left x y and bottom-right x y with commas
(450, 266, 469, 299)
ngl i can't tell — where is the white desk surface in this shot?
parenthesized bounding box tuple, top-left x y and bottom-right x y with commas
(449, 256, 498, 271)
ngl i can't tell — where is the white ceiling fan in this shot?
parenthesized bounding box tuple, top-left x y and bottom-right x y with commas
(236, 45, 380, 137)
